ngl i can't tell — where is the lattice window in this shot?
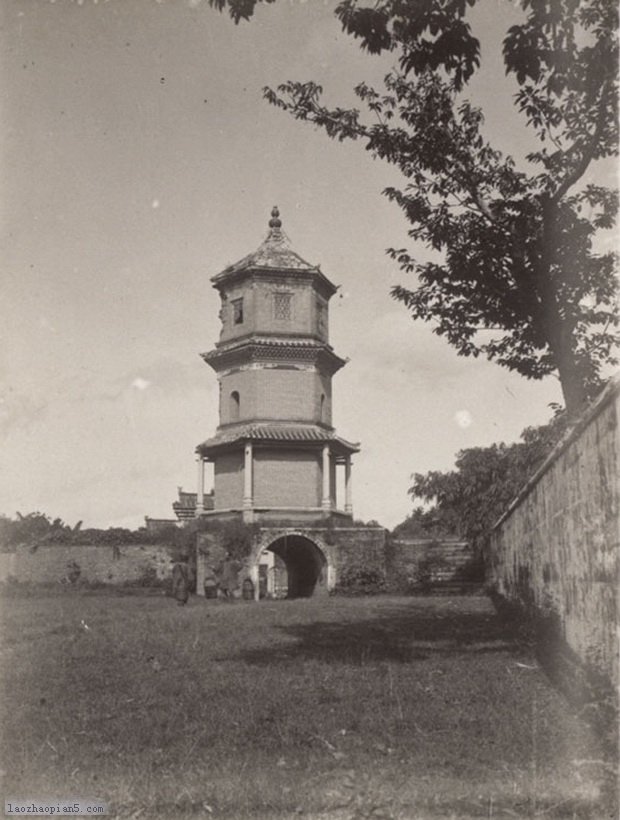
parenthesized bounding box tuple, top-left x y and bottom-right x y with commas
(274, 292, 292, 321)
(231, 298, 244, 324)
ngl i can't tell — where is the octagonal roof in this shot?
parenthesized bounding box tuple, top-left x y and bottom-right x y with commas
(211, 207, 335, 292)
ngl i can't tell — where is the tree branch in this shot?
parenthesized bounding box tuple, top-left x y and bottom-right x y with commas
(552, 84, 610, 204)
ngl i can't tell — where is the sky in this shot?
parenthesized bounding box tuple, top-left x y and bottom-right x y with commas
(1, 0, 573, 530)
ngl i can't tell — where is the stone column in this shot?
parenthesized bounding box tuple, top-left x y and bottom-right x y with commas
(196, 456, 205, 515)
(250, 561, 260, 602)
(195, 544, 205, 596)
(326, 563, 336, 593)
(322, 444, 331, 512)
(243, 442, 253, 509)
(345, 456, 353, 516)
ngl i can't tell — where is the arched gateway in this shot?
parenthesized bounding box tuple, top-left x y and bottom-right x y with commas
(248, 531, 335, 599)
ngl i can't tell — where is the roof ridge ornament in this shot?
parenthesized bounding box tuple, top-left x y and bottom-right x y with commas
(268, 205, 282, 235)
(211, 204, 334, 281)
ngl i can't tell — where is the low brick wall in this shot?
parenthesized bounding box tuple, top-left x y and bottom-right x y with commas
(0, 552, 16, 583)
(388, 538, 481, 593)
(3, 543, 176, 586)
(1, 526, 477, 596)
(488, 376, 619, 727)
(330, 527, 387, 582)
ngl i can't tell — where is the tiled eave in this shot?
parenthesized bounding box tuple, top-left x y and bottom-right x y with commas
(201, 338, 347, 374)
(196, 423, 360, 459)
(210, 265, 338, 298)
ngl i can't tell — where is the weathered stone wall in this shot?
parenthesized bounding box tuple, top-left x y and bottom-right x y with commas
(388, 538, 480, 593)
(2, 543, 176, 586)
(488, 376, 619, 700)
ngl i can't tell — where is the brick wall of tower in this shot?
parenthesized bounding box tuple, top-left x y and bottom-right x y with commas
(218, 277, 330, 343)
(219, 368, 332, 425)
(254, 369, 321, 422)
(253, 449, 322, 508)
(219, 370, 258, 424)
(214, 451, 244, 509)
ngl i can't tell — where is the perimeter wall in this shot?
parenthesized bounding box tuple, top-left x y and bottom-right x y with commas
(487, 376, 619, 710)
(0, 543, 176, 586)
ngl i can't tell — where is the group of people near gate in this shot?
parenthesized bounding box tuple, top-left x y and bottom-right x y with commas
(172, 552, 242, 605)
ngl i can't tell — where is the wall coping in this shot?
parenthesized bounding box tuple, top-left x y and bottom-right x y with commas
(256, 526, 386, 533)
(492, 372, 620, 532)
(391, 538, 469, 546)
(13, 541, 171, 552)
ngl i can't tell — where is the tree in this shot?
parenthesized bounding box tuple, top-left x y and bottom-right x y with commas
(397, 414, 567, 551)
(391, 506, 458, 540)
(0, 512, 73, 549)
(210, 0, 618, 415)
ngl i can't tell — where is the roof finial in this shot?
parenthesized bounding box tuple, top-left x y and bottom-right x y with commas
(269, 205, 282, 231)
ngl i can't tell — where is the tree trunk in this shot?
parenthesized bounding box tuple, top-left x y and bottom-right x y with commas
(556, 352, 588, 417)
(538, 199, 589, 418)
(543, 301, 587, 417)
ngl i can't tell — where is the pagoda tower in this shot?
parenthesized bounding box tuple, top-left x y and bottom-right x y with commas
(196, 207, 359, 522)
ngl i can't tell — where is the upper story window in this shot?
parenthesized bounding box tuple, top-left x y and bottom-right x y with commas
(230, 391, 240, 422)
(274, 292, 292, 321)
(231, 298, 244, 325)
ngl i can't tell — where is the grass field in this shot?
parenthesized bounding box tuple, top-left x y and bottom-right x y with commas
(0, 590, 614, 819)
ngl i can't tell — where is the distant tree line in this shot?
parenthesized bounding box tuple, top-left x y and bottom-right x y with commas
(392, 414, 568, 552)
(0, 513, 184, 552)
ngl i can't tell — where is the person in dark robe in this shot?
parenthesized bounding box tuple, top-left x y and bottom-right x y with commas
(218, 552, 242, 599)
(172, 561, 189, 605)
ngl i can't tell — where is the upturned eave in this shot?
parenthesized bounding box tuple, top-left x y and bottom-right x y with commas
(196, 422, 360, 459)
(200, 337, 348, 375)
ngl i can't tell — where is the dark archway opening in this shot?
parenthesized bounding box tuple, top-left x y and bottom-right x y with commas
(262, 535, 327, 599)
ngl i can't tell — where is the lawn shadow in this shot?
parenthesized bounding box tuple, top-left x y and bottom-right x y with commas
(214, 597, 528, 665)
